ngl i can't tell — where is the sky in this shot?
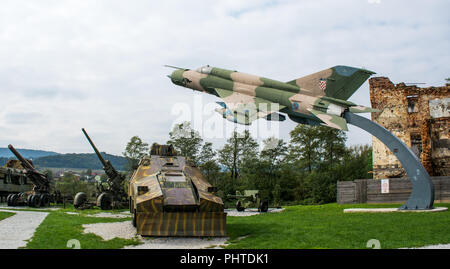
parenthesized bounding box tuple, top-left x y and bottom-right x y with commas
(0, 0, 448, 155)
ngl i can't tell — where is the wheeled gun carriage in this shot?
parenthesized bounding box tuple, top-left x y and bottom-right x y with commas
(73, 128, 128, 210)
(227, 190, 268, 212)
(6, 145, 62, 207)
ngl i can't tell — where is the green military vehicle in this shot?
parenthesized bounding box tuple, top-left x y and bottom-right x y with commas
(228, 190, 269, 212)
(0, 160, 33, 203)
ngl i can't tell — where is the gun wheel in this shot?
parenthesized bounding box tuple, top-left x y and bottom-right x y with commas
(6, 194, 12, 206)
(258, 201, 269, 212)
(74, 192, 88, 209)
(40, 194, 50, 207)
(31, 194, 41, 208)
(236, 200, 245, 212)
(7, 194, 18, 206)
(27, 194, 33, 206)
(12, 194, 19, 206)
(97, 192, 112, 210)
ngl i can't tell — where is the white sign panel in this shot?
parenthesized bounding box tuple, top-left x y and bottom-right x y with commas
(381, 179, 389, 194)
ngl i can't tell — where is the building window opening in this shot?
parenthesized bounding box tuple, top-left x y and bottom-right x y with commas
(410, 133, 422, 158)
(407, 95, 418, 113)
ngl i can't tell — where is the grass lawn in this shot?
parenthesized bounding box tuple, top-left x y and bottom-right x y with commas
(25, 211, 140, 249)
(225, 203, 450, 249)
(0, 211, 15, 221)
(15, 202, 450, 249)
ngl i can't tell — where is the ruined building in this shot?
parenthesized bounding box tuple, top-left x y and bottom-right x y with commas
(369, 77, 449, 179)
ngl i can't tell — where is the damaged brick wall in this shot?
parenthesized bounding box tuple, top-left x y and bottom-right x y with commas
(369, 77, 449, 179)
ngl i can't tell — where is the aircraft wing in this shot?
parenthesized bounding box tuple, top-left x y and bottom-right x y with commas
(308, 108, 349, 131)
(213, 88, 286, 124)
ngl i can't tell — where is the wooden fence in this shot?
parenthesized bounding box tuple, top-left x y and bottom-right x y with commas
(337, 176, 450, 204)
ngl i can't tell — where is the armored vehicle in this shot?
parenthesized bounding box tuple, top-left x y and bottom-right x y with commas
(5, 145, 61, 207)
(129, 143, 226, 237)
(0, 160, 33, 202)
(227, 190, 268, 212)
(73, 128, 128, 210)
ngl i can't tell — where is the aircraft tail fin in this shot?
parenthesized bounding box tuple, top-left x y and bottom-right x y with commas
(287, 66, 375, 100)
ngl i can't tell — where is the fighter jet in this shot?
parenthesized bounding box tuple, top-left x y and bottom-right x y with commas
(168, 65, 378, 131)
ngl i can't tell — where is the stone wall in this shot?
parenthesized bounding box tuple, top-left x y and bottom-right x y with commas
(369, 77, 449, 179)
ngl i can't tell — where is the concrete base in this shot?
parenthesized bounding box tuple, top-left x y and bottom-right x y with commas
(344, 207, 448, 213)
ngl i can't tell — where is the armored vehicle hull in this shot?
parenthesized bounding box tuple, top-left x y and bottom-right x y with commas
(129, 144, 226, 237)
(0, 163, 33, 202)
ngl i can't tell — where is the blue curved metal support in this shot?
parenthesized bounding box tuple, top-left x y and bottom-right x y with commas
(343, 111, 434, 210)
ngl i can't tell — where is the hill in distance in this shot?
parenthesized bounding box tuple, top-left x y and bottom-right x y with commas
(0, 147, 59, 159)
(33, 152, 127, 171)
(0, 148, 127, 171)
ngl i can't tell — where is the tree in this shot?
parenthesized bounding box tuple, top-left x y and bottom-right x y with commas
(218, 143, 237, 179)
(198, 142, 216, 165)
(55, 172, 95, 199)
(237, 130, 259, 172)
(198, 142, 220, 186)
(218, 130, 258, 181)
(123, 136, 149, 171)
(43, 169, 54, 181)
(218, 131, 240, 180)
(337, 144, 373, 181)
(288, 125, 323, 173)
(260, 137, 288, 176)
(167, 122, 203, 165)
(317, 127, 346, 169)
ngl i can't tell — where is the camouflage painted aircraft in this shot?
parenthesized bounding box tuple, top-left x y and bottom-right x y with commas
(168, 65, 378, 131)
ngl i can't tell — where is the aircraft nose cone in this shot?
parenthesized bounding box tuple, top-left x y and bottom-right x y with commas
(170, 70, 185, 85)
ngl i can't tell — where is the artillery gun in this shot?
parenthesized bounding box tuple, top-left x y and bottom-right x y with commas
(5, 145, 61, 207)
(73, 128, 128, 210)
(227, 190, 268, 212)
(128, 143, 226, 236)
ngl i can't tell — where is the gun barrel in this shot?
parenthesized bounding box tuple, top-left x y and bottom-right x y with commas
(82, 128, 107, 167)
(8, 144, 35, 171)
(8, 144, 48, 190)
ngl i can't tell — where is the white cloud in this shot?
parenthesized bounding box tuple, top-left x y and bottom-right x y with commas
(0, 0, 448, 154)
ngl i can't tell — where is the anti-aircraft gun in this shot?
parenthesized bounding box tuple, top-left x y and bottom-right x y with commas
(6, 144, 61, 207)
(227, 190, 268, 212)
(73, 128, 128, 210)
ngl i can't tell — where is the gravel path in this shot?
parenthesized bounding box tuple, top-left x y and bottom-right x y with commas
(225, 208, 284, 217)
(83, 221, 137, 241)
(0, 209, 48, 249)
(82, 220, 229, 249)
(89, 212, 131, 218)
(0, 205, 60, 211)
(125, 236, 229, 249)
(401, 244, 450, 249)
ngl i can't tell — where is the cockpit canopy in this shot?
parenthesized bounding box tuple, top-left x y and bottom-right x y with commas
(196, 65, 213, 74)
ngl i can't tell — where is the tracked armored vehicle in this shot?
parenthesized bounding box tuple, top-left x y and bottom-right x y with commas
(73, 128, 128, 210)
(129, 144, 226, 237)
